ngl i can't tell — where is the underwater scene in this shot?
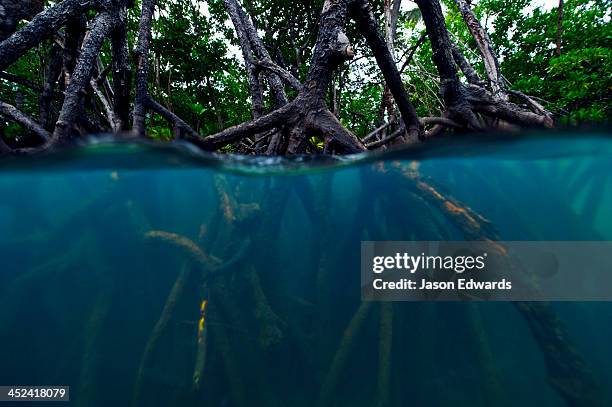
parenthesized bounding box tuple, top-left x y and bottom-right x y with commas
(0, 134, 611, 407)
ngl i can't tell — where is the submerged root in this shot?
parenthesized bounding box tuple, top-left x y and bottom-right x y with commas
(209, 309, 249, 407)
(376, 303, 393, 407)
(77, 277, 113, 405)
(393, 162, 601, 406)
(397, 162, 499, 242)
(144, 230, 220, 269)
(318, 301, 373, 407)
(192, 297, 209, 391)
(131, 262, 194, 406)
(465, 303, 507, 406)
(246, 267, 285, 348)
(515, 302, 604, 407)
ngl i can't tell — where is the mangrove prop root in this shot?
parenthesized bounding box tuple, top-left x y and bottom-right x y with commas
(311, 176, 336, 365)
(465, 303, 507, 406)
(125, 200, 153, 234)
(395, 162, 602, 406)
(214, 175, 236, 223)
(144, 230, 220, 269)
(515, 302, 604, 407)
(77, 277, 113, 406)
(132, 262, 193, 407)
(209, 310, 249, 407)
(202, 238, 252, 284)
(211, 287, 276, 407)
(318, 301, 373, 407)
(246, 266, 285, 348)
(376, 303, 393, 407)
(397, 162, 499, 242)
(192, 298, 209, 391)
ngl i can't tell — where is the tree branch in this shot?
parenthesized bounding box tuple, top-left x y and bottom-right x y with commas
(111, 2, 131, 132)
(145, 96, 201, 139)
(224, 0, 265, 118)
(0, 71, 43, 92)
(0, 101, 51, 142)
(0, 0, 94, 71)
(351, 0, 422, 141)
(53, 11, 116, 141)
(196, 102, 295, 151)
(254, 59, 302, 91)
(454, 0, 506, 99)
(234, 0, 290, 107)
(133, 0, 157, 136)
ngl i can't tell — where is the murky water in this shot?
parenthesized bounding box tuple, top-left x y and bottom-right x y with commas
(0, 133, 611, 406)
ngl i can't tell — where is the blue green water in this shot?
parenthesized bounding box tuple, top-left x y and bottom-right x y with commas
(0, 134, 611, 406)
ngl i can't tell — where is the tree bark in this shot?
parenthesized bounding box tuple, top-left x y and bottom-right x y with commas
(235, 2, 291, 107)
(132, 0, 156, 137)
(0, 101, 50, 142)
(111, 1, 131, 132)
(0, 0, 44, 41)
(146, 96, 200, 139)
(63, 14, 86, 87)
(556, 0, 564, 56)
(379, 0, 400, 128)
(0, 0, 93, 71)
(39, 43, 63, 130)
(415, 0, 480, 128)
(53, 12, 115, 141)
(451, 41, 485, 86)
(454, 0, 506, 99)
(351, 0, 422, 141)
(224, 0, 265, 119)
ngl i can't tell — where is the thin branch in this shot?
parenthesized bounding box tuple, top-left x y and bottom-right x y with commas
(90, 79, 116, 131)
(421, 116, 462, 128)
(398, 32, 427, 75)
(146, 96, 200, 139)
(0, 101, 50, 142)
(363, 122, 391, 143)
(254, 59, 302, 91)
(0, 72, 43, 92)
(366, 127, 405, 149)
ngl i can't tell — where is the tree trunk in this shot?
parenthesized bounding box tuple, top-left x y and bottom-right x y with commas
(53, 12, 115, 141)
(132, 0, 156, 137)
(352, 0, 422, 141)
(39, 43, 63, 131)
(0, 0, 43, 41)
(379, 0, 400, 127)
(111, 1, 131, 132)
(0, 0, 93, 71)
(63, 14, 86, 87)
(451, 41, 485, 86)
(556, 0, 564, 56)
(235, 2, 290, 107)
(224, 0, 265, 119)
(0, 101, 50, 142)
(415, 0, 480, 128)
(200, 0, 366, 154)
(454, 0, 506, 99)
